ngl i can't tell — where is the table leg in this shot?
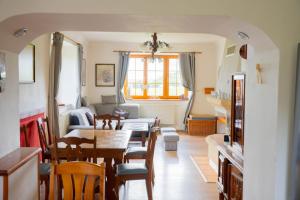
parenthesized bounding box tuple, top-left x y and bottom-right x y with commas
(104, 158, 117, 200)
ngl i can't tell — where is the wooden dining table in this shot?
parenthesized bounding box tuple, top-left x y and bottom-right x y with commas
(54, 129, 132, 200)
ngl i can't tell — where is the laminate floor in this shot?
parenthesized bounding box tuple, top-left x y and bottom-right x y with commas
(118, 134, 218, 200)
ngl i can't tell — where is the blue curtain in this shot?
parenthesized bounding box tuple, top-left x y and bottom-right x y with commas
(117, 52, 130, 104)
(179, 52, 196, 125)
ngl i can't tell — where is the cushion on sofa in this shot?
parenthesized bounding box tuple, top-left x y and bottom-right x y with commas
(69, 108, 90, 126)
(85, 112, 94, 125)
(101, 95, 117, 104)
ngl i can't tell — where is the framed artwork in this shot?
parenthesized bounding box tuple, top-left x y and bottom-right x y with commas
(19, 44, 35, 83)
(95, 64, 115, 87)
(0, 52, 6, 93)
(81, 59, 86, 86)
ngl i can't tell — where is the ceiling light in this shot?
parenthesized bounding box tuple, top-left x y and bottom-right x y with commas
(142, 33, 170, 58)
(13, 28, 28, 37)
(237, 31, 249, 40)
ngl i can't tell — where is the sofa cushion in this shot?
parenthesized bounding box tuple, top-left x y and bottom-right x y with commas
(70, 114, 80, 125)
(85, 112, 94, 126)
(113, 108, 129, 119)
(101, 95, 117, 104)
(69, 108, 90, 126)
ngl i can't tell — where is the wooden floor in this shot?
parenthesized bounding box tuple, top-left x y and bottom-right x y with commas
(40, 134, 218, 200)
(118, 134, 218, 200)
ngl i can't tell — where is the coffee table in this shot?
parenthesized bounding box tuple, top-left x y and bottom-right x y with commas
(122, 122, 149, 146)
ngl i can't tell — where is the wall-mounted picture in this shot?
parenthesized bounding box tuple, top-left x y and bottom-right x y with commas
(19, 44, 35, 83)
(95, 64, 115, 87)
(0, 52, 6, 93)
(81, 59, 86, 86)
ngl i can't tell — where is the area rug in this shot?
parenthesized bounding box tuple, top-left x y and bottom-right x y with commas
(190, 156, 217, 183)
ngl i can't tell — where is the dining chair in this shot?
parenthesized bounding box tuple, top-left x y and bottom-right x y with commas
(52, 136, 97, 163)
(49, 161, 105, 200)
(20, 124, 30, 147)
(93, 114, 121, 130)
(114, 132, 157, 200)
(37, 117, 52, 163)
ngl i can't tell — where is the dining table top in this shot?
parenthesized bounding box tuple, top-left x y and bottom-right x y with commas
(61, 129, 132, 150)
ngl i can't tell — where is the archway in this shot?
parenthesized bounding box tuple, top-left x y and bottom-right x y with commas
(0, 13, 281, 199)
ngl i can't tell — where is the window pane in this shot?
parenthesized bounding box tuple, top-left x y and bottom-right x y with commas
(147, 84, 155, 96)
(177, 73, 182, 83)
(128, 59, 135, 71)
(156, 59, 164, 71)
(148, 71, 156, 84)
(169, 83, 177, 96)
(156, 84, 163, 96)
(169, 58, 178, 71)
(136, 71, 144, 83)
(127, 72, 135, 82)
(135, 84, 144, 95)
(156, 71, 163, 83)
(169, 71, 177, 83)
(136, 58, 144, 70)
(147, 59, 155, 71)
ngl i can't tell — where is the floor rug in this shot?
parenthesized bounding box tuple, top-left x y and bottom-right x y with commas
(190, 156, 217, 183)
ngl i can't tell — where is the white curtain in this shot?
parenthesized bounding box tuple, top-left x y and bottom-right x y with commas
(48, 32, 64, 137)
(117, 52, 130, 104)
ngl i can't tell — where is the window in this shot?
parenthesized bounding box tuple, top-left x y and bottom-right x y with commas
(124, 54, 187, 100)
(57, 39, 80, 107)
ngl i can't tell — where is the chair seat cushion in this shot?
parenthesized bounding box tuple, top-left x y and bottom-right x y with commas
(116, 163, 148, 175)
(126, 147, 147, 156)
(39, 163, 50, 176)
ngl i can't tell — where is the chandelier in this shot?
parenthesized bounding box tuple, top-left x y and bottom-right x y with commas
(143, 33, 170, 58)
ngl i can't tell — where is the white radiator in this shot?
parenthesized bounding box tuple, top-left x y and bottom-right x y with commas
(140, 104, 176, 125)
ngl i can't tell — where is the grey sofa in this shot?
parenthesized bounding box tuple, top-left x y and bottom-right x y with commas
(62, 103, 156, 135)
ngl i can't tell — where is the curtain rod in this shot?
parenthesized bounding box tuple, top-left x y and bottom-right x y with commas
(112, 50, 202, 54)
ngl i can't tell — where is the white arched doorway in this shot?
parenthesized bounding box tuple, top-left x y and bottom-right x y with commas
(0, 13, 281, 200)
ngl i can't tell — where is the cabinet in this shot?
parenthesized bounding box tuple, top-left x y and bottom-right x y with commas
(218, 73, 245, 200)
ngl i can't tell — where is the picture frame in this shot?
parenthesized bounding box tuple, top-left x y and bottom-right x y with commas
(81, 58, 86, 86)
(95, 64, 115, 87)
(19, 44, 35, 83)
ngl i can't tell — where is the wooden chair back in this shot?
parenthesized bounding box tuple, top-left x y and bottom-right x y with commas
(145, 132, 157, 170)
(49, 161, 105, 200)
(52, 136, 97, 163)
(37, 117, 52, 162)
(93, 114, 121, 130)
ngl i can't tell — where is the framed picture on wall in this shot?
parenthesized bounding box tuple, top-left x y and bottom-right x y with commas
(19, 44, 35, 83)
(81, 59, 86, 86)
(95, 64, 115, 87)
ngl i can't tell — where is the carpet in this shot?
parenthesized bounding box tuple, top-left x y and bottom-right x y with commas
(190, 156, 217, 183)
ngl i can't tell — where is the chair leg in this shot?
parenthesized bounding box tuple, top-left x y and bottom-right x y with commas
(152, 168, 155, 186)
(45, 178, 49, 200)
(146, 177, 153, 200)
(114, 177, 121, 199)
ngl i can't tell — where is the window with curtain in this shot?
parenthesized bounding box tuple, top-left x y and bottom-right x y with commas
(124, 54, 187, 99)
(56, 39, 79, 107)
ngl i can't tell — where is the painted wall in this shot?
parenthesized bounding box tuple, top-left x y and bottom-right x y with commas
(19, 34, 50, 117)
(85, 41, 223, 129)
(0, 51, 19, 158)
(0, 1, 299, 199)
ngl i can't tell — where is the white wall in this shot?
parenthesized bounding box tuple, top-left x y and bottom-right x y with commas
(0, 51, 19, 157)
(85, 41, 223, 129)
(19, 34, 50, 117)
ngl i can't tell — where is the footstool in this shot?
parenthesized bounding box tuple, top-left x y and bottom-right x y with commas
(161, 127, 176, 133)
(162, 132, 179, 151)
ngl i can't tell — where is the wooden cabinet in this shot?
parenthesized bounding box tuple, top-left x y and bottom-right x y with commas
(218, 73, 245, 200)
(187, 114, 217, 136)
(217, 146, 243, 200)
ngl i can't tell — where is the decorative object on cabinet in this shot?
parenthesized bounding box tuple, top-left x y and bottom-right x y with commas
(19, 44, 35, 83)
(188, 114, 217, 136)
(95, 63, 115, 87)
(256, 64, 262, 84)
(230, 74, 245, 155)
(204, 87, 215, 95)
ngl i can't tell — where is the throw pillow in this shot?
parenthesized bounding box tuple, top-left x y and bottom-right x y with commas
(101, 95, 117, 104)
(85, 112, 94, 126)
(69, 115, 80, 125)
(81, 96, 89, 107)
(113, 107, 129, 119)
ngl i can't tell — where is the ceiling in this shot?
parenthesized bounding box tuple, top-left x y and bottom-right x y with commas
(62, 31, 225, 44)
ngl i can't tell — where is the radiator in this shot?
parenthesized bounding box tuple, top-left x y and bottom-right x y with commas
(140, 104, 176, 125)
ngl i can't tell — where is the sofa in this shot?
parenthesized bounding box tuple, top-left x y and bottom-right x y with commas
(59, 102, 157, 137)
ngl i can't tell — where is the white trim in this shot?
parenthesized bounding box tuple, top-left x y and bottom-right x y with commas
(209, 159, 218, 173)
